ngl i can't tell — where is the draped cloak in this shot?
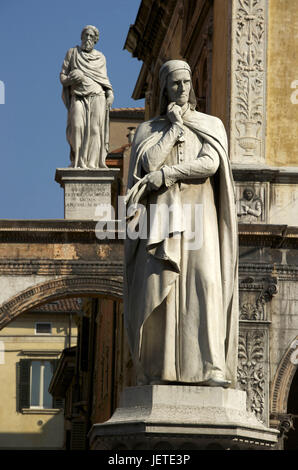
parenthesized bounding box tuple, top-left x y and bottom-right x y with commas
(124, 108, 239, 386)
(61, 46, 113, 167)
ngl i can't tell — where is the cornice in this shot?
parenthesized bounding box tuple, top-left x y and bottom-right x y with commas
(131, 63, 148, 101)
(0, 220, 98, 232)
(232, 165, 298, 183)
(239, 263, 298, 281)
(238, 224, 298, 248)
(124, 0, 176, 64)
(0, 220, 123, 244)
(110, 108, 145, 120)
(0, 221, 297, 248)
(180, 0, 213, 61)
(0, 259, 123, 276)
(0, 258, 297, 280)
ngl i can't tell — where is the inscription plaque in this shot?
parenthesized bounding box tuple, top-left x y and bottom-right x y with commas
(55, 168, 120, 220)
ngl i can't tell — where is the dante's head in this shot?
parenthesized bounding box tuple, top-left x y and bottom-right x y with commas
(81, 25, 99, 52)
(159, 60, 196, 115)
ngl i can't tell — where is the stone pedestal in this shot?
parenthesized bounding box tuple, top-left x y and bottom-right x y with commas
(88, 385, 279, 450)
(55, 168, 120, 220)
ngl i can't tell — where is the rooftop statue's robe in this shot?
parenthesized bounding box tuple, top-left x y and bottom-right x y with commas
(61, 46, 113, 168)
(124, 106, 238, 386)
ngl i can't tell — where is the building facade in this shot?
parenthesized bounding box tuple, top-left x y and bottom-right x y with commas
(50, 297, 135, 450)
(0, 299, 79, 449)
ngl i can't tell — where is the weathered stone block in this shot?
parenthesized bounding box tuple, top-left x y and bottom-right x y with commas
(89, 385, 279, 450)
(55, 168, 120, 220)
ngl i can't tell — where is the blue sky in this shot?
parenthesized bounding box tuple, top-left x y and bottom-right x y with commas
(0, 0, 143, 219)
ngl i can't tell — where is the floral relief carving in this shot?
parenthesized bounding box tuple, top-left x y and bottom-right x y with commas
(237, 330, 266, 422)
(240, 300, 264, 321)
(231, 0, 267, 161)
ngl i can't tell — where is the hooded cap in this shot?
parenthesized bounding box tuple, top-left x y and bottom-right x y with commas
(159, 60, 197, 115)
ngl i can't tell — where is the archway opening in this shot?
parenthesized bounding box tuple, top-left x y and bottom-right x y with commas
(0, 294, 84, 450)
(0, 289, 129, 451)
(284, 367, 298, 449)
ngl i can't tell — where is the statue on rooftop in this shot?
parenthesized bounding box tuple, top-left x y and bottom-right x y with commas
(60, 25, 114, 169)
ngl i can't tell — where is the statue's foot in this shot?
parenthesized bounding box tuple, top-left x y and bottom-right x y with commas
(203, 376, 231, 388)
(137, 375, 174, 386)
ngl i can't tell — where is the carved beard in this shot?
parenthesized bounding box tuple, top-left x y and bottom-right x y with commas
(82, 39, 94, 52)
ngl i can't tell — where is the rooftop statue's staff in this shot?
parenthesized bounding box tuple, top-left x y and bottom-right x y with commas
(124, 60, 238, 388)
(60, 25, 114, 169)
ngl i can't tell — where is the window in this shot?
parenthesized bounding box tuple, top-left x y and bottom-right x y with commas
(30, 360, 52, 408)
(18, 359, 63, 411)
(35, 322, 52, 335)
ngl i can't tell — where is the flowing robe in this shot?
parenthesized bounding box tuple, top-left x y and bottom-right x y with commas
(124, 108, 238, 386)
(61, 46, 113, 168)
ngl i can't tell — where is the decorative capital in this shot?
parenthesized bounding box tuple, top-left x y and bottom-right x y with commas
(270, 413, 294, 438)
(239, 275, 278, 321)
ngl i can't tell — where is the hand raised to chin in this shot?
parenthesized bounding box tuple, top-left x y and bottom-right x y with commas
(167, 102, 183, 126)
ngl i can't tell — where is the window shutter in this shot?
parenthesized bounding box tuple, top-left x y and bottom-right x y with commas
(70, 420, 87, 450)
(51, 359, 64, 409)
(80, 317, 90, 372)
(53, 397, 64, 409)
(35, 322, 52, 334)
(18, 359, 31, 411)
(52, 359, 59, 373)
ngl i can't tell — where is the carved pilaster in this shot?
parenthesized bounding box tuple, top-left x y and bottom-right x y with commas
(237, 274, 277, 425)
(230, 0, 268, 163)
(238, 328, 267, 423)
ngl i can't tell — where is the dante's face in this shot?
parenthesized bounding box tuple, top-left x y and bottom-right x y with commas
(166, 69, 191, 106)
(81, 29, 96, 51)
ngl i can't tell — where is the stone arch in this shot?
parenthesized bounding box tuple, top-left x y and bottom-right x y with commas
(271, 335, 298, 414)
(0, 275, 123, 329)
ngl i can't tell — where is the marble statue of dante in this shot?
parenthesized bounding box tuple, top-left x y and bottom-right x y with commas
(124, 60, 238, 388)
(60, 25, 114, 169)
